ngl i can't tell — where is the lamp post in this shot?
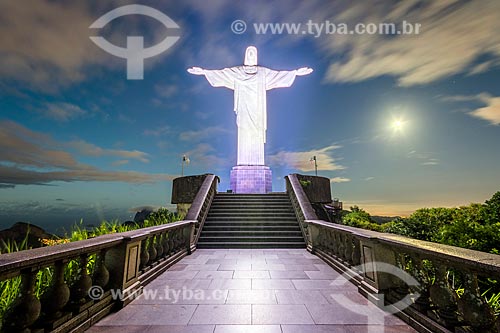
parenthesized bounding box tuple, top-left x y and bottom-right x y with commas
(309, 156, 317, 176)
(181, 155, 190, 176)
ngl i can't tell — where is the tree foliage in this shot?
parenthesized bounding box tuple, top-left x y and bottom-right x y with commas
(343, 191, 500, 254)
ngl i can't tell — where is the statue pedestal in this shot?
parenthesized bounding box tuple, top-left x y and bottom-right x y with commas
(230, 165, 272, 194)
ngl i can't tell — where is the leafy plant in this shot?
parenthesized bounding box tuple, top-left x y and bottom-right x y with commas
(299, 180, 312, 187)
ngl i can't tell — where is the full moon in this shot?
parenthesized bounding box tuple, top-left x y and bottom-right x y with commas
(392, 119, 405, 132)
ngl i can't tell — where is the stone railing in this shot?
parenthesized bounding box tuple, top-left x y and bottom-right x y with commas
(0, 174, 217, 333)
(307, 220, 500, 332)
(184, 174, 219, 249)
(286, 175, 500, 332)
(0, 220, 195, 333)
(285, 174, 319, 249)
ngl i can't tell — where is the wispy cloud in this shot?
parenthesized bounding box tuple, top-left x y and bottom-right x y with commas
(407, 150, 439, 166)
(68, 140, 150, 163)
(316, 1, 500, 86)
(179, 126, 231, 142)
(155, 84, 179, 98)
(268, 145, 345, 172)
(0, 121, 173, 188)
(440, 93, 500, 125)
(331, 177, 351, 183)
(184, 143, 225, 167)
(41, 102, 86, 122)
(470, 95, 500, 125)
(0, 165, 173, 186)
(0, 1, 178, 92)
(144, 126, 172, 137)
(111, 160, 129, 166)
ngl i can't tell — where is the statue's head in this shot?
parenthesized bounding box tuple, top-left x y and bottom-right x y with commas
(244, 46, 258, 66)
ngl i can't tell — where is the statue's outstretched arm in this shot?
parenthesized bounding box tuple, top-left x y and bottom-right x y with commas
(187, 67, 205, 75)
(296, 67, 313, 76)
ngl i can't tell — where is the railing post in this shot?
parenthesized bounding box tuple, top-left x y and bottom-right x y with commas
(184, 222, 195, 254)
(305, 220, 320, 253)
(358, 239, 398, 306)
(105, 236, 143, 307)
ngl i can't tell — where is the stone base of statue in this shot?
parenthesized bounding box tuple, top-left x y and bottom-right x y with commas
(230, 165, 272, 194)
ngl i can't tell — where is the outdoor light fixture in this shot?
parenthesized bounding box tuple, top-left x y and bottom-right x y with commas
(310, 155, 318, 176)
(181, 155, 190, 176)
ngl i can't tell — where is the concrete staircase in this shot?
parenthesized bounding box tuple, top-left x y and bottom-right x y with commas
(197, 193, 306, 249)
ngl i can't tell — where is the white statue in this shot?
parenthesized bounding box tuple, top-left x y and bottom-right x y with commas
(188, 46, 313, 166)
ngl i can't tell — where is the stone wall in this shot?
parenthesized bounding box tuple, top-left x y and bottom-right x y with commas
(171, 174, 211, 204)
(294, 174, 332, 203)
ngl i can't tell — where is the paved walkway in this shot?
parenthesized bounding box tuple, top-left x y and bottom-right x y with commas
(88, 249, 417, 333)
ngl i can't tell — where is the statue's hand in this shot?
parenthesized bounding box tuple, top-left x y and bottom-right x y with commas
(187, 67, 205, 75)
(296, 67, 313, 76)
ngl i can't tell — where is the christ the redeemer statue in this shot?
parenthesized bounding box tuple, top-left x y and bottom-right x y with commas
(188, 46, 312, 193)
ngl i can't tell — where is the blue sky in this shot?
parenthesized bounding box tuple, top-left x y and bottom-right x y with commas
(1, 0, 500, 232)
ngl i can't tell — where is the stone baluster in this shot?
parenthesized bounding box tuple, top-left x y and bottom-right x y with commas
(317, 228, 325, 250)
(174, 228, 181, 251)
(390, 251, 411, 300)
(155, 233, 164, 258)
(329, 231, 336, 255)
(457, 269, 495, 330)
(168, 230, 175, 254)
(148, 235, 157, 263)
(346, 234, 354, 265)
(352, 238, 361, 266)
(428, 263, 459, 328)
(93, 249, 109, 288)
(409, 253, 430, 312)
(163, 231, 170, 256)
(70, 254, 92, 306)
(3, 268, 41, 332)
(42, 260, 70, 321)
(337, 233, 345, 260)
(139, 238, 150, 270)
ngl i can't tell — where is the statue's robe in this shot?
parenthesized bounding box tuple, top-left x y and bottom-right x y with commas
(204, 66, 298, 165)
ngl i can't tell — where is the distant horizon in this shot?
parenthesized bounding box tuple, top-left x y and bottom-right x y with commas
(1, 186, 497, 234)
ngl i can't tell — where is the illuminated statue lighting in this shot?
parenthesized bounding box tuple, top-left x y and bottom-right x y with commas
(188, 46, 312, 193)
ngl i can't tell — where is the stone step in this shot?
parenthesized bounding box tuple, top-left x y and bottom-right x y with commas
(201, 231, 303, 237)
(196, 242, 305, 249)
(211, 201, 291, 205)
(210, 205, 293, 212)
(212, 195, 289, 200)
(205, 219, 299, 224)
(203, 225, 301, 231)
(214, 193, 287, 195)
(198, 236, 305, 242)
(197, 192, 305, 249)
(207, 213, 296, 218)
(209, 204, 293, 208)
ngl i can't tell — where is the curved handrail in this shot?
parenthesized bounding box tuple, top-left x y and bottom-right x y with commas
(0, 220, 193, 278)
(285, 174, 318, 245)
(185, 174, 219, 246)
